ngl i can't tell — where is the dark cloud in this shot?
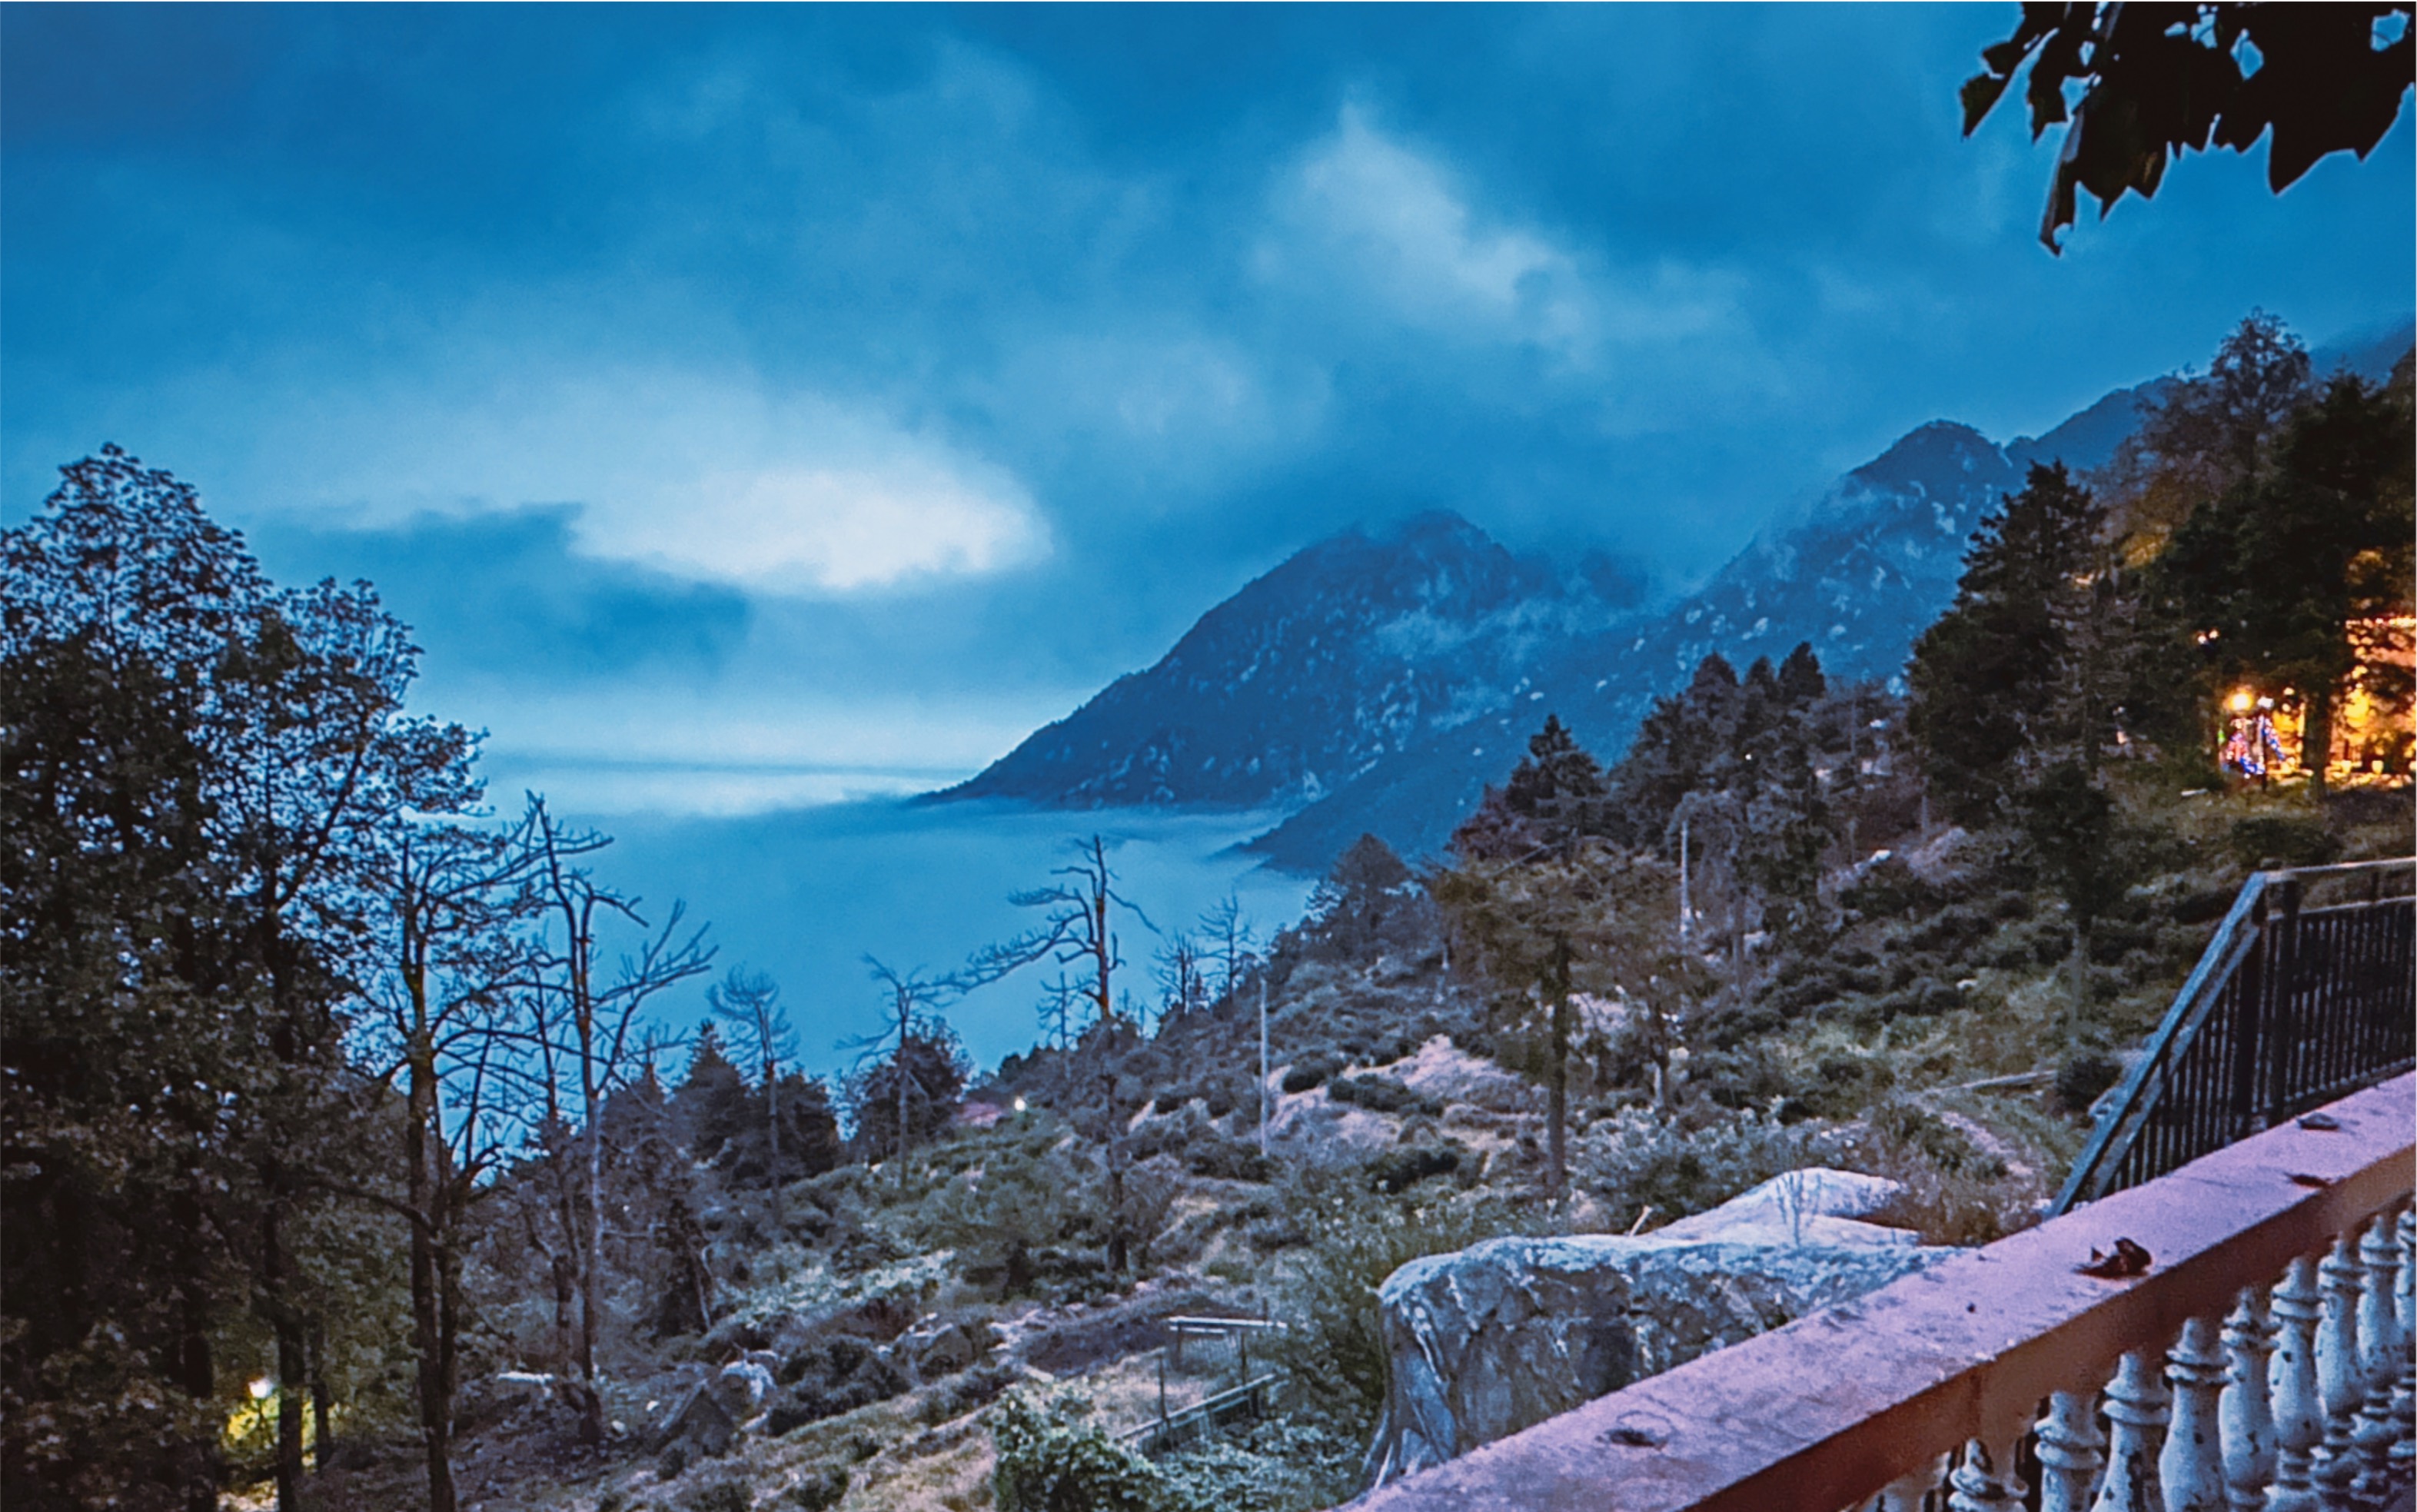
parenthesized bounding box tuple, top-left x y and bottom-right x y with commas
(245, 507, 750, 683)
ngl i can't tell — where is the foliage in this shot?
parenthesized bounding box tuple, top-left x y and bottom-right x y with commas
(1907, 464, 2111, 823)
(2, 448, 454, 1509)
(2159, 368, 2415, 788)
(1286, 833, 1434, 964)
(1961, 4, 2415, 250)
(1574, 1107, 1833, 1226)
(1262, 1175, 1554, 1439)
(1451, 716, 1612, 862)
(1153, 1421, 1362, 1512)
(991, 1390, 1165, 1512)
(841, 1019, 972, 1156)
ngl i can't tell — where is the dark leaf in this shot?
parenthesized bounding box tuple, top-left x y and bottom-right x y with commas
(2076, 1236, 2154, 1278)
(1963, 71, 2016, 135)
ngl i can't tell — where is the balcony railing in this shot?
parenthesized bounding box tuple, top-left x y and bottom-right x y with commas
(1356, 1071, 2416, 1512)
(2056, 858, 2415, 1215)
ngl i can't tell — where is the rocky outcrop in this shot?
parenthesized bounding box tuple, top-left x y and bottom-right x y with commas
(1362, 1170, 1955, 1486)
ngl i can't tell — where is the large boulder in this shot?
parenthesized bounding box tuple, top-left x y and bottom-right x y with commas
(1362, 1170, 1956, 1486)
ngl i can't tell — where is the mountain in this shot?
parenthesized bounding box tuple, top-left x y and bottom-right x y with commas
(936, 318, 2415, 871)
(929, 511, 1629, 809)
(1244, 415, 2106, 869)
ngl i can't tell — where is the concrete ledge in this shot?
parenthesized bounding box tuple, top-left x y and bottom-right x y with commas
(1357, 1072, 2417, 1512)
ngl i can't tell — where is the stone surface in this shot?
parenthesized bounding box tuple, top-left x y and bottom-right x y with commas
(653, 1380, 738, 1460)
(714, 1357, 773, 1418)
(1362, 1169, 1956, 1486)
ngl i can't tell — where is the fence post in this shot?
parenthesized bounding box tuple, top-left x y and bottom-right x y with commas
(2261, 876, 2304, 1128)
(2232, 884, 2270, 1141)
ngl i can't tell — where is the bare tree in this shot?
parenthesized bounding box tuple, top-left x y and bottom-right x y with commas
(1196, 894, 1258, 1009)
(708, 965, 796, 1217)
(527, 796, 713, 1446)
(853, 959, 962, 1191)
(1152, 932, 1208, 1027)
(962, 836, 1155, 1271)
(354, 805, 547, 1512)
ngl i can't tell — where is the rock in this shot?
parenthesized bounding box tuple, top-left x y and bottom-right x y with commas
(652, 1381, 738, 1460)
(902, 1319, 995, 1381)
(1362, 1168, 1957, 1487)
(714, 1358, 773, 1419)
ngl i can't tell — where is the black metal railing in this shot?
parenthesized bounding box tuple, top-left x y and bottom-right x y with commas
(2051, 856, 2416, 1215)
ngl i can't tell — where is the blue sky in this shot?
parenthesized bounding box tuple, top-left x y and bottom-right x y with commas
(5, 3, 2412, 815)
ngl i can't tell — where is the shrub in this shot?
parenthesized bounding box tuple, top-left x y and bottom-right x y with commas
(2229, 815, 2339, 871)
(1280, 1054, 1341, 1094)
(1363, 1144, 1462, 1194)
(990, 1391, 1164, 1512)
(684, 1480, 748, 1512)
(1576, 1106, 1830, 1223)
(1153, 1421, 1363, 1512)
(1326, 1075, 1441, 1117)
(1265, 1175, 1554, 1439)
(787, 1467, 849, 1510)
(2054, 1052, 2123, 1116)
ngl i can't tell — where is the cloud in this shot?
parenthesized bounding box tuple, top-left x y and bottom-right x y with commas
(1265, 104, 1597, 359)
(158, 359, 1052, 596)
(1255, 103, 1761, 406)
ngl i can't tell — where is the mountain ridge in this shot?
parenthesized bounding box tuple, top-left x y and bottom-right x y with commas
(929, 317, 2415, 871)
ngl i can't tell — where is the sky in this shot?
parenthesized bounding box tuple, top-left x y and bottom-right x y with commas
(5, 4, 2412, 818)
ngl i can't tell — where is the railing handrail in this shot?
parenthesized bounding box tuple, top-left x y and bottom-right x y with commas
(2051, 856, 2416, 1215)
(1354, 1072, 2417, 1512)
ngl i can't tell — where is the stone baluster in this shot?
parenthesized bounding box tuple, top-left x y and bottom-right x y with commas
(2309, 1226, 2364, 1512)
(2040, 1378, 2110, 1512)
(2218, 1288, 2276, 1512)
(1874, 1451, 1950, 1511)
(2268, 1254, 2325, 1512)
(2164, 1314, 2230, 1511)
(2350, 1203, 2406, 1505)
(2393, 1207, 2415, 1477)
(2093, 1345, 2171, 1512)
(1951, 1425, 2030, 1510)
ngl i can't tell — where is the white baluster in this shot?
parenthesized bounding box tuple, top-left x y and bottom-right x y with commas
(2095, 1345, 2171, 1512)
(2267, 1253, 2324, 1512)
(2219, 1288, 2276, 1512)
(2310, 1227, 2363, 1512)
(2393, 1207, 2415, 1477)
(1876, 1451, 1950, 1511)
(1952, 1427, 2030, 1510)
(2165, 1314, 2229, 1511)
(2041, 1380, 2110, 1512)
(2351, 1204, 2405, 1506)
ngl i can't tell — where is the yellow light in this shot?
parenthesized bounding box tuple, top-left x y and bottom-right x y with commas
(2229, 691, 2254, 713)
(249, 1377, 275, 1401)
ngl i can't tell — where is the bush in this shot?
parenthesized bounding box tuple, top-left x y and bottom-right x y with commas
(990, 1391, 1164, 1512)
(2229, 814, 2339, 871)
(1576, 1106, 1830, 1224)
(1363, 1144, 1462, 1194)
(1154, 1421, 1364, 1512)
(1265, 1176, 1554, 1439)
(1280, 1054, 1341, 1094)
(1326, 1075, 1441, 1117)
(684, 1480, 749, 1512)
(788, 1467, 850, 1510)
(2054, 1052, 2123, 1116)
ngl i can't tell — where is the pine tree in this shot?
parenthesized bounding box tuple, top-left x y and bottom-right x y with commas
(1907, 463, 2109, 822)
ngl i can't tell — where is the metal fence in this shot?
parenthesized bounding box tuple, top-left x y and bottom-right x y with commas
(2052, 856, 2416, 1215)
